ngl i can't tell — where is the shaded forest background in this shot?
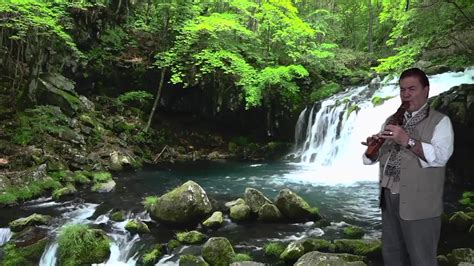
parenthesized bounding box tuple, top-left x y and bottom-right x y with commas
(1, 0, 473, 141)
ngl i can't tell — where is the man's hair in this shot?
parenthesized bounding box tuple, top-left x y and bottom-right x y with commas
(399, 68, 429, 87)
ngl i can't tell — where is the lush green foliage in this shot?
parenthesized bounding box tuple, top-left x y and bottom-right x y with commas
(264, 242, 286, 257)
(57, 224, 110, 265)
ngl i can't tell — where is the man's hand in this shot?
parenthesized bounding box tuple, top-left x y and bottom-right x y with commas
(361, 133, 383, 146)
(381, 124, 409, 146)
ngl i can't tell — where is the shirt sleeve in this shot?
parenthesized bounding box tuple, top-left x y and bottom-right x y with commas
(419, 116, 454, 167)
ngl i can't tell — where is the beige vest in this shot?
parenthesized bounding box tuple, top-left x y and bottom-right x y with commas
(379, 109, 446, 220)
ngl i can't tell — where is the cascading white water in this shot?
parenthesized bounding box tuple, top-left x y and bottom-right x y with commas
(286, 67, 474, 185)
(0, 227, 12, 246)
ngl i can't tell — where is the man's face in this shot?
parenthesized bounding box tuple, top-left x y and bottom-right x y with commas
(399, 76, 429, 112)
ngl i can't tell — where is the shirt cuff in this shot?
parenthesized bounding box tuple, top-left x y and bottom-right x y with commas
(362, 154, 377, 165)
(420, 142, 436, 168)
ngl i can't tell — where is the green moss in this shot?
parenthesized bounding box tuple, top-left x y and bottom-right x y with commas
(310, 82, 342, 102)
(176, 230, 206, 244)
(343, 226, 365, 239)
(1, 238, 48, 266)
(139, 244, 165, 266)
(9, 213, 52, 232)
(167, 239, 181, 252)
(52, 184, 77, 200)
(0, 192, 17, 205)
(264, 242, 287, 257)
(110, 210, 126, 222)
(179, 254, 209, 266)
(459, 191, 474, 208)
(347, 104, 361, 118)
(73, 171, 91, 184)
(334, 239, 381, 258)
(48, 170, 69, 181)
(143, 196, 159, 211)
(92, 171, 112, 182)
(232, 253, 252, 262)
(371, 96, 394, 107)
(57, 224, 111, 265)
(125, 219, 150, 234)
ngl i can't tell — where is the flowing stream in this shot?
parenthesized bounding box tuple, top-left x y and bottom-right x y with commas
(0, 68, 473, 265)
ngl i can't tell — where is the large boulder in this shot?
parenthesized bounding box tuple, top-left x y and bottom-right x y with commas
(275, 189, 320, 221)
(230, 203, 251, 221)
(150, 180, 212, 225)
(257, 203, 282, 222)
(202, 237, 235, 266)
(280, 238, 334, 262)
(9, 214, 52, 232)
(37, 73, 83, 116)
(431, 83, 474, 186)
(294, 251, 366, 266)
(244, 188, 272, 213)
(333, 239, 381, 259)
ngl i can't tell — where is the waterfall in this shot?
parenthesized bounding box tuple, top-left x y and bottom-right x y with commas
(287, 67, 474, 184)
(0, 227, 12, 246)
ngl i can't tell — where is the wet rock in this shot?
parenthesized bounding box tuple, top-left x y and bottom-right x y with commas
(202, 211, 224, 229)
(230, 204, 251, 221)
(125, 219, 150, 234)
(52, 184, 77, 200)
(138, 244, 165, 266)
(9, 214, 52, 232)
(230, 262, 266, 266)
(257, 203, 282, 222)
(280, 238, 334, 261)
(333, 239, 381, 259)
(201, 237, 235, 266)
(275, 188, 320, 221)
(91, 179, 116, 193)
(294, 251, 366, 266)
(150, 180, 212, 225)
(244, 188, 272, 213)
(225, 198, 245, 209)
(176, 230, 206, 244)
(179, 254, 209, 266)
(343, 226, 365, 239)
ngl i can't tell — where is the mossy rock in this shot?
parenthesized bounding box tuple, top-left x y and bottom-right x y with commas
(150, 180, 212, 225)
(179, 254, 209, 266)
(258, 203, 282, 222)
(244, 188, 272, 213)
(230, 204, 251, 221)
(202, 211, 224, 229)
(343, 226, 365, 239)
(167, 239, 181, 253)
(91, 171, 112, 182)
(138, 244, 165, 266)
(125, 219, 150, 234)
(91, 179, 116, 193)
(1, 238, 48, 266)
(275, 189, 320, 221)
(225, 198, 246, 209)
(57, 224, 110, 265)
(294, 251, 366, 266)
(264, 242, 287, 258)
(176, 230, 207, 244)
(280, 238, 334, 262)
(110, 210, 126, 222)
(9, 213, 52, 232)
(52, 184, 77, 200)
(333, 239, 381, 258)
(202, 237, 235, 266)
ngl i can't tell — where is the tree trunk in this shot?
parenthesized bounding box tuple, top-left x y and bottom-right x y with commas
(368, 0, 374, 53)
(144, 68, 166, 132)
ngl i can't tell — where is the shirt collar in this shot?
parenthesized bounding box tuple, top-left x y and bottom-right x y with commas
(405, 102, 428, 120)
